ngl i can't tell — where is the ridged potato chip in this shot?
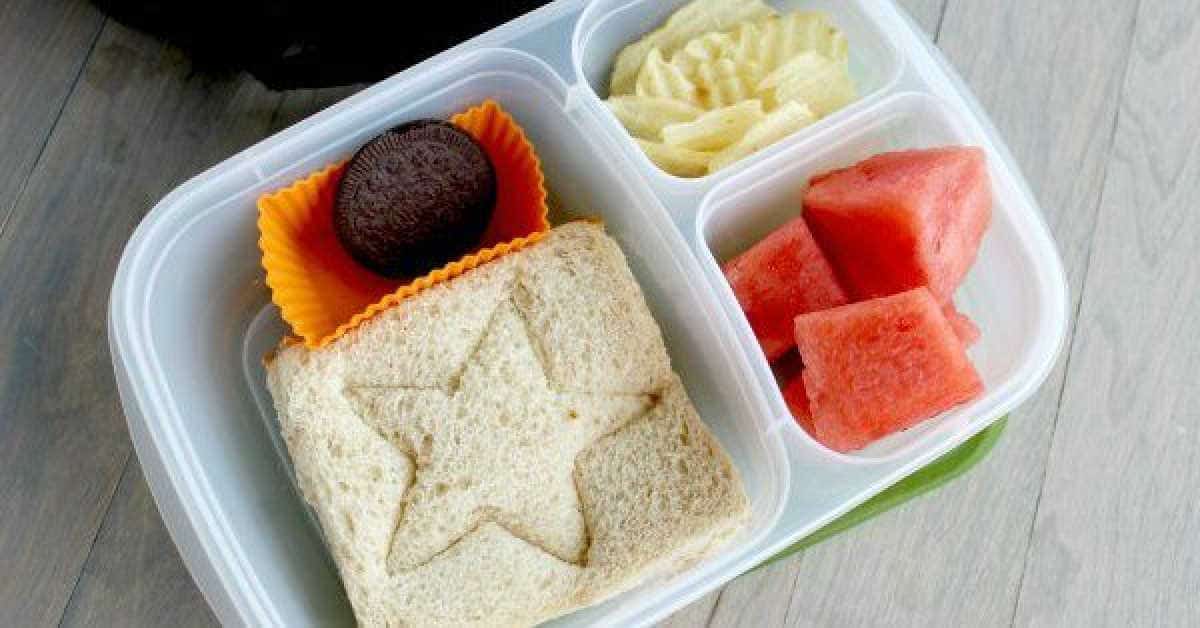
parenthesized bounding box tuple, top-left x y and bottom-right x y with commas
(636, 139, 713, 178)
(606, 95, 705, 140)
(610, 0, 776, 95)
(709, 101, 816, 172)
(736, 11, 848, 74)
(662, 99, 765, 151)
(765, 52, 857, 116)
(670, 32, 736, 78)
(725, 20, 761, 68)
(785, 11, 848, 61)
(635, 48, 703, 106)
(694, 58, 760, 109)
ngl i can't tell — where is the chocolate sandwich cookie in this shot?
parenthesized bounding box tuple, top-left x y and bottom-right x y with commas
(334, 119, 496, 278)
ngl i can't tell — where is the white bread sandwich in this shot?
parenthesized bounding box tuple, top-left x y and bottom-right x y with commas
(265, 222, 749, 627)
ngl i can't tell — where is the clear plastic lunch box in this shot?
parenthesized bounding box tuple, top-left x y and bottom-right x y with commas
(108, 1, 1070, 626)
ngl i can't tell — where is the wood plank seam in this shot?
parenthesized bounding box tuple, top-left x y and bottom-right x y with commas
(55, 451, 135, 628)
(266, 96, 300, 136)
(704, 585, 726, 627)
(0, 16, 105, 242)
(1004, 3, 1145, 626)
(931, 0, 950, 42)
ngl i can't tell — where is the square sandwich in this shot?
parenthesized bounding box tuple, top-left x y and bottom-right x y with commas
(266, 222, 749, 627)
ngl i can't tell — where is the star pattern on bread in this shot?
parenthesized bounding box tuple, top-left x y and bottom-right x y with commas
(345, 291, 657, 572)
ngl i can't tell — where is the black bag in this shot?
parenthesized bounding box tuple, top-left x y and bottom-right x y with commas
(92, 0, 549, 89)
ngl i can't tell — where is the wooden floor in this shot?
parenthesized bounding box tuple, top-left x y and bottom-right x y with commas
(1, 0, 1197, 626)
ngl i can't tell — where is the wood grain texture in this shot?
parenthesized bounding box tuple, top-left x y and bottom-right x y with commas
(51, 81, 363, 628)
(896, 0, 947, 36)
(0, 0, 103, 235)
(58, 459, 218, 628)
(1013, 0, 1200, 625)
(687, 1, 1142, 627)
(270, 85, 364, 133)
(0, 21, 280, 627)
(52, 71, 360, 628)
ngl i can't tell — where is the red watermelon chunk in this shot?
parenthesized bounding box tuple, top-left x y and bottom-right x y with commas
(802, 146, 992, 303)
(782, 372, 815, 436)
(772, 348, 806, 383)
(793, 287, 983, 453)
(723, 216, 848, 361)
(944, 303, 981, 346)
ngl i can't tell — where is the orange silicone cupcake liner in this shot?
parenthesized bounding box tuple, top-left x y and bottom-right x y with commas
(258, 100, 550, 348)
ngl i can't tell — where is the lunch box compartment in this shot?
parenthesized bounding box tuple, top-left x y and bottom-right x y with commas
(696, 92, 1048, 461)
(111, 46, 789, 628)
(570, 0, 904, 188)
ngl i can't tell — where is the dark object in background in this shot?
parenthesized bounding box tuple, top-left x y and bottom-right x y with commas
(92, 0, 549, 90)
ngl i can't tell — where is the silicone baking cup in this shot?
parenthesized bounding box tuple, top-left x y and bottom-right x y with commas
(258, 100, 550, 348)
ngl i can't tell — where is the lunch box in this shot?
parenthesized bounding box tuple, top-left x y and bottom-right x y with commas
(108, 1, 1070, 626)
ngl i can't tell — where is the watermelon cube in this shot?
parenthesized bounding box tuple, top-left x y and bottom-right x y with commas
(782, 372, 815, 436)
(772, 348, 806, 383)
(793, 287, 983, 452)
(944, 303, 981, 346)
(723, 216, 848, 361)
(802, 146, 992, 302)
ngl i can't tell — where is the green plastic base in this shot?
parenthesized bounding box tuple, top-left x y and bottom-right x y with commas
(755, 417, 1007, 570)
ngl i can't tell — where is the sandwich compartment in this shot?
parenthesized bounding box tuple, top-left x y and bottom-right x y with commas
(108, 1, 1070, 627)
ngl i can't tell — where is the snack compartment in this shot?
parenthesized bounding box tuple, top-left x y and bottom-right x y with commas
(570, 0, 904, 189)
(111, 46, 789, 628)
(695, 92, 1062, 463)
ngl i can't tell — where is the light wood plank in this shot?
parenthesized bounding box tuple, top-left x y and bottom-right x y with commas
(658, 594, 721, 628)
(0, 21, 281, 627)
(698, 1, 1141, 627)
(897, 0, 948, 37)
(1014, 1, 1200, 625)
(0, 0, 103, 234)
(58, 459, 218, 628)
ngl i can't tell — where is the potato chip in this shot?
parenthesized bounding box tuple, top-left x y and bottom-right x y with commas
(635, 48, 703, 106)
(733, 11, 847, 74)
(764, 52, 857, 117)
(694, 58, 759, 109)
(709, 101, 816, 172)
(636, 139, 713, 178)
(779, 11, 848, 62)
(670, 31, 736, 78)
(610, 0, 777, 95)
(606, 95, 705, 140)
(725, 20, 761, 68)
(662, 99, 764, 151)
